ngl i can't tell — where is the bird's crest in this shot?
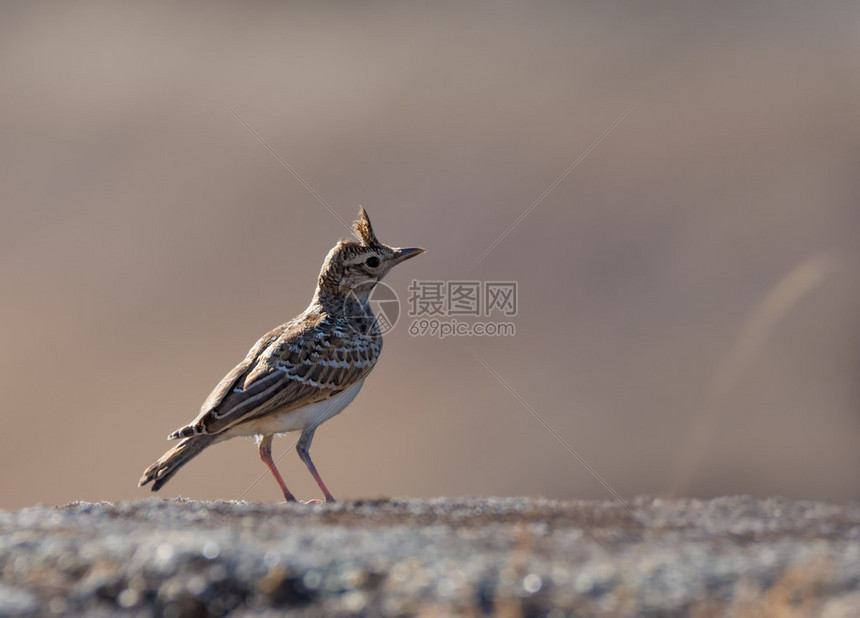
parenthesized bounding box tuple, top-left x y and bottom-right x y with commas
(353, 207, 381, 248)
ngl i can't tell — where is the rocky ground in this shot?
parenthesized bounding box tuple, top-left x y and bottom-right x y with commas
(1, 496, 859, 617)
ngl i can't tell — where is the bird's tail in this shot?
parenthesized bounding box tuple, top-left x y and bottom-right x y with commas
(138, 434, 216, 491)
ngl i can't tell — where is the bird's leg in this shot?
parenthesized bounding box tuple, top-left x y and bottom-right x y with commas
(297, 429, 336, 503)
(258, 435, 297, 502)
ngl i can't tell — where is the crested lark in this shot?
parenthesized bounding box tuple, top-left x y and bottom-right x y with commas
(139, 208, 424, 502)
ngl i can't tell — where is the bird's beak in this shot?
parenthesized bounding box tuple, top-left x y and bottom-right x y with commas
(390, 247, 426, 266)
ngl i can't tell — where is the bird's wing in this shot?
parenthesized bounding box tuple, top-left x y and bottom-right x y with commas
(196, 323, 289, 416)
(173, 314, 380, 438)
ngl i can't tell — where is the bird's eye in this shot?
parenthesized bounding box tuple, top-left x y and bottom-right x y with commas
(365, 256, 381, 268)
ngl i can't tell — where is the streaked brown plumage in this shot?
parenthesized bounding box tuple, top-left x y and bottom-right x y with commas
(138, 208, 424, 502)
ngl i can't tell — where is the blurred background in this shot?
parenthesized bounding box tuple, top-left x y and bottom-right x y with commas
(1, 2, 858, 509)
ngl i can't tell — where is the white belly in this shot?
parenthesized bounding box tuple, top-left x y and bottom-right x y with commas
(227, 379, 365, 438)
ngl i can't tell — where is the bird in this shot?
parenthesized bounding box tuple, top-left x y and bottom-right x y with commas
(138, 207, 424, 502)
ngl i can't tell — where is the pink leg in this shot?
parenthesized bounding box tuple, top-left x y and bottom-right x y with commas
(259, 435, 296, 502)
(297, 429, 336, 502)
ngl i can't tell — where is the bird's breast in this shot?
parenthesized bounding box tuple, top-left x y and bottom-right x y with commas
(228, 379, 366, 438)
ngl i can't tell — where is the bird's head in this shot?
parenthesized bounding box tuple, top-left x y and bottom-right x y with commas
(315, 207, 425, 302)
